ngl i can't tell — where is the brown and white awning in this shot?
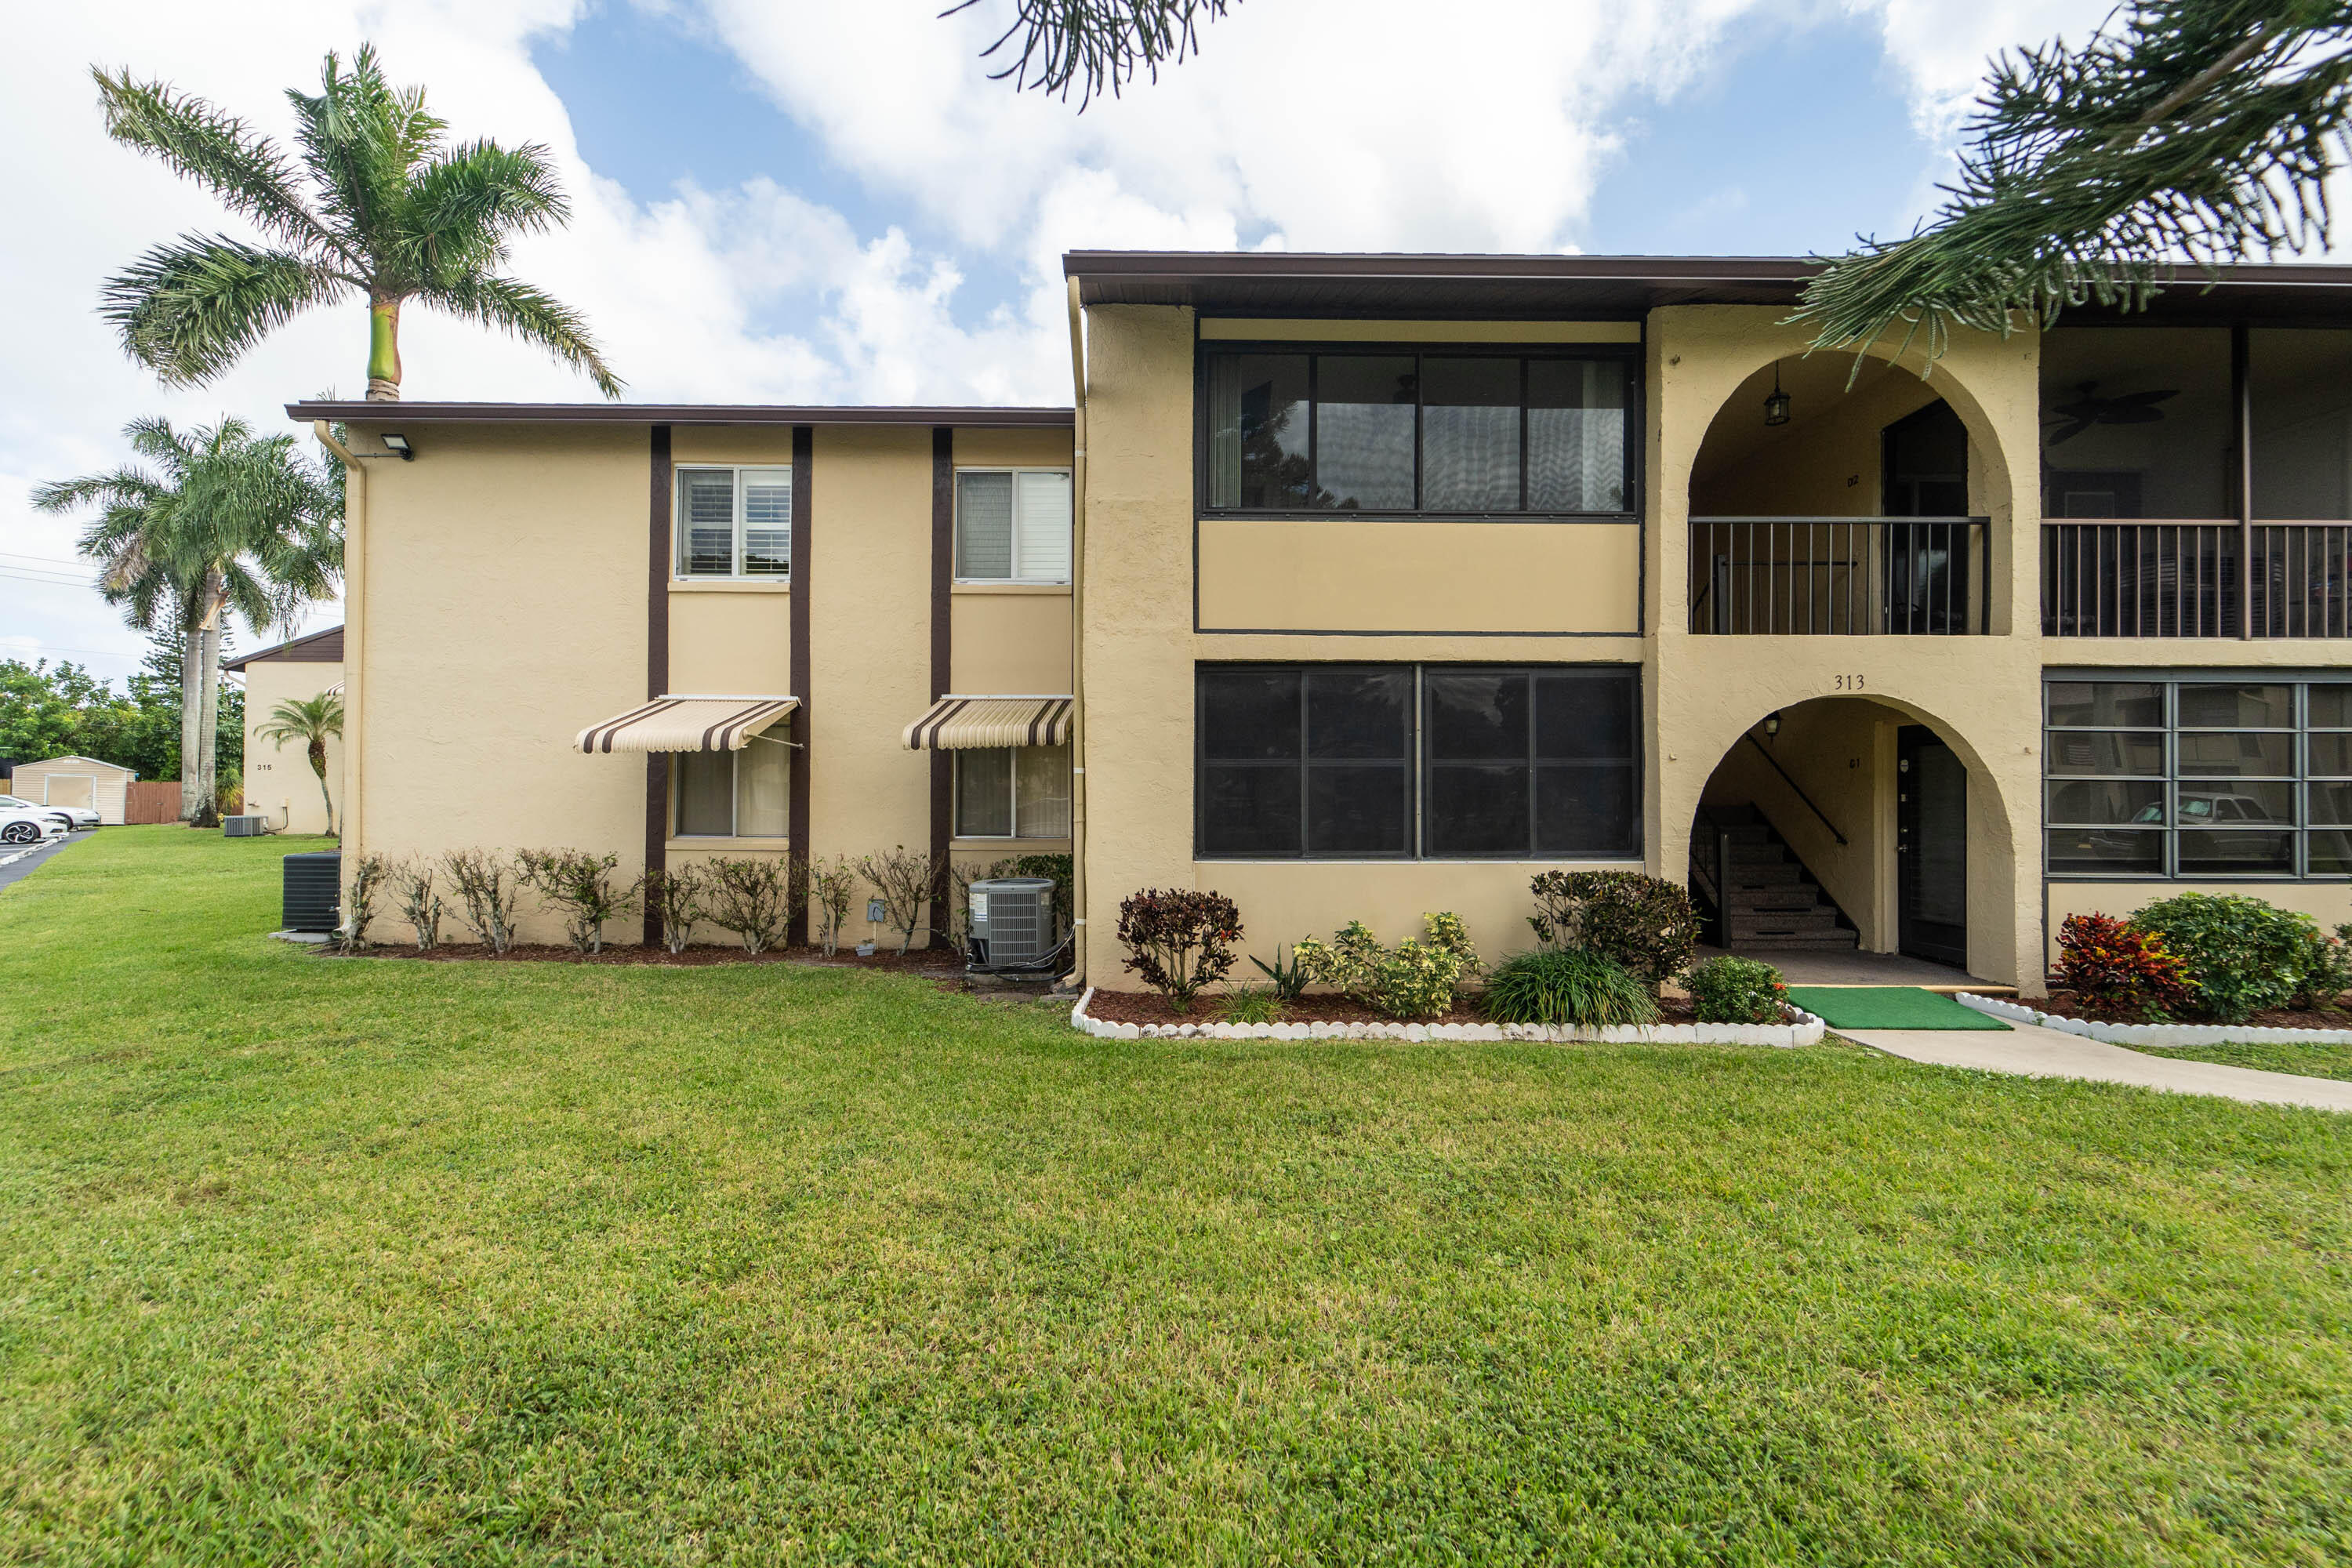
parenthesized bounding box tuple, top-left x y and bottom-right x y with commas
(576, 695, 798, 754)
(902, 695, 1073, 750)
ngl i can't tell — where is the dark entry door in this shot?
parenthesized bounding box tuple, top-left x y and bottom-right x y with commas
(1882, 402, 1973, 633)
(1897, 724, 1968, 967)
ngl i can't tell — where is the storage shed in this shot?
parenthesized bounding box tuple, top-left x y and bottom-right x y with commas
(10, 755, 137, 824)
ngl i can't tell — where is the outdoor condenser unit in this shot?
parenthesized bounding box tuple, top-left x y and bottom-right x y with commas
(223, 814, 270, 838)
(281, 850, 341, 935)
(966, 876, 1058, 974)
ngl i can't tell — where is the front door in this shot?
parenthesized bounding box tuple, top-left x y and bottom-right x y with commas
(1897, 725, 1968, 968)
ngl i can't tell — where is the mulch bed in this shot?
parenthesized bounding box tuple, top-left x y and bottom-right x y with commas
(1083, 989, 1698, 1028)
(2035, 988, 2352, 1032)
(327, 942, 967, 975)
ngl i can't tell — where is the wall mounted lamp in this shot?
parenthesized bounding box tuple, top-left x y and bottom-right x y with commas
(380, 432, 415, 460)
(1762, 710, 1783, 739)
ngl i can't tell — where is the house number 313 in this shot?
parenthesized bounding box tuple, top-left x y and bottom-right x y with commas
(1832, 673, 1867, 691)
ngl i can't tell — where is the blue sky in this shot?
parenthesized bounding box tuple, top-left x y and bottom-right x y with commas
(5, 0, 2109, 678)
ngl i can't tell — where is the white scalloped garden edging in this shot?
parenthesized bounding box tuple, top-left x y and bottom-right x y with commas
(1958, 991, 2352, 1047)
(1067, 986, 1825, 1047)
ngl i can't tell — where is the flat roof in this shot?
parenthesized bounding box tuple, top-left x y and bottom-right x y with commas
(286, 402, 1074, 427)
(1062, 251, 2352, 323)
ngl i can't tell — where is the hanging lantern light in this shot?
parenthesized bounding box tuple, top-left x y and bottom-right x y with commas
(1762, 361, 1791, 426)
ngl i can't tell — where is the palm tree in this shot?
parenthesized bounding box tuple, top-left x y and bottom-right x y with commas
(93, 45, 621, 401)
(32, 418, 341, 826)
(256, 692, 343, 836)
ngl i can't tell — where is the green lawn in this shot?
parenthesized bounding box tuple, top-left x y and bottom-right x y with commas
(2120, 1039, 2352, 1083)
(3, 829, 2350, 1565)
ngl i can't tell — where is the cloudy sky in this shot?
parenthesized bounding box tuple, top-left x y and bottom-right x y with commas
(4, 0, 2121, 681)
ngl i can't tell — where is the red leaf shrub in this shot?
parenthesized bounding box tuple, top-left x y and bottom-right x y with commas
(1116, 888, 1243, 1013)
(2053, 913, 2194, 1022)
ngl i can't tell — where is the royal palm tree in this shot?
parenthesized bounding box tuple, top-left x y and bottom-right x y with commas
(94, 45, 621, 401)
(256, 691, 344, 837)
(32, 418, 341, 825)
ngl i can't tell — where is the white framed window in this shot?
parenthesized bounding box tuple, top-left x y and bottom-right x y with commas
(672, 742, 789, 838)
(953, 745, 1073, 838)
(955, 469, 1072, 583)
(677, 466, 792, 579)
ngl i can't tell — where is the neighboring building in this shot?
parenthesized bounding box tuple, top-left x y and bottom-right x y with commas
(292, 253, 2352, 989)
(10, 754, 137, 824)
(227, 626, 347, 836)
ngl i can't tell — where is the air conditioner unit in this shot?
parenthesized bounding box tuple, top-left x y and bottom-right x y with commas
(223, 814, 270, 838)
(967, 876, 1060, 974)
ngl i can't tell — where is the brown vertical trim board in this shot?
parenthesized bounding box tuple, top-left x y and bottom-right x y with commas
(644, 425, 672, 946)
(930, 428, 955, 946)
(788, 424, 815, 946)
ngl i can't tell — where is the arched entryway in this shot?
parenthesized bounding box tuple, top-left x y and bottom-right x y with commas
(1686, 353, 1998, 638)
(1686, 694, 2011, 982)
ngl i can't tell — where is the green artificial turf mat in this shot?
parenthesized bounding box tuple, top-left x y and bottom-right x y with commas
(1784, 986, 2013, 1030)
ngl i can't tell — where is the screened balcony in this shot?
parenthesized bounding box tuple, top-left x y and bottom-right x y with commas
(2040, 324, 2352, 638)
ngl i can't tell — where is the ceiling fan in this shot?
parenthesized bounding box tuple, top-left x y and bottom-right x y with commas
(2045, 381, 2179, 445)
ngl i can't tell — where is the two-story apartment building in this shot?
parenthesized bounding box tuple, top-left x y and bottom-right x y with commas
(296, 252, 2352, 991)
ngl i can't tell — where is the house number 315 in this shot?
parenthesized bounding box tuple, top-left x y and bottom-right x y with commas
(1832, 673, 1867, 691)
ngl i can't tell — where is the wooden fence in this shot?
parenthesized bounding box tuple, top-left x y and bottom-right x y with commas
(124, 782, 184, 824)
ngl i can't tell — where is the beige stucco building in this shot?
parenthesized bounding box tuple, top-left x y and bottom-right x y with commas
(228, 626, 347, 836)
(296, 253, 2352, 991)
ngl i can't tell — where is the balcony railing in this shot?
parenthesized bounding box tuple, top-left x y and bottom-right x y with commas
(2041, 520, 2352, 637)
(1689, 517, 1991, 636)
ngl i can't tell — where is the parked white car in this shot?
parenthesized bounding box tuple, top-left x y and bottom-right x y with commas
(0, 793, 98, 833)
(0, 802, 70, 846)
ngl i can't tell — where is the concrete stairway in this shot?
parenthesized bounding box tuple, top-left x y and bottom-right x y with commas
(1695, 804, 1859, 953)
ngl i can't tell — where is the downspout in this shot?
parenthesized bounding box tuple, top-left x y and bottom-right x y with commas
(314, 422, 362, 860)
(1065, 278, 1089, 986)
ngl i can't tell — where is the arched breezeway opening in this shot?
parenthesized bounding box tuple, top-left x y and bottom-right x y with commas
(1683, 691, 2022, 984)
(1685, 353, 2009, 639)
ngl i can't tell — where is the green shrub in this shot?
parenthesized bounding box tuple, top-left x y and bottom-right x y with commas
(1526, 871, 1700, 989)
(1293, 913, 1481, 1021)
(2290, 922, 2352, 1011)
(1218, 989, 1283, 1025)
(1685, 955, 1791, 1024)
(1481, 949, 1660, 1029)
(1250, 943, 1311, 1002)
(2129, 893, 2315, 1024)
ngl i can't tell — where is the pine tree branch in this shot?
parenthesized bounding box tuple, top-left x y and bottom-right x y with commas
(1793, 1, 2352, 361)
(943, 0, 1236, 107)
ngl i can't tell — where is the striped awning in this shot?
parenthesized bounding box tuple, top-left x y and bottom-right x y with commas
(902, 695, 1073, 750)
(576, 695, 798, 754)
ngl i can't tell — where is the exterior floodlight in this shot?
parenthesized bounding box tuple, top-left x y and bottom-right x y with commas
(381, 432, 415, 460)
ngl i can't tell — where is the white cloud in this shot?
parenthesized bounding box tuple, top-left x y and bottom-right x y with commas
(9, 0, 2267, 683)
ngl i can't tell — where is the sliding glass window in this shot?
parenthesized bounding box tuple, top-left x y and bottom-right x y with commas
(2045, 677, 2352, 877)
(1203, 347, 1634, 516)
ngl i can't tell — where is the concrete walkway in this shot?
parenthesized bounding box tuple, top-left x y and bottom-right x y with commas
(1845, 1019, 2352, 1112)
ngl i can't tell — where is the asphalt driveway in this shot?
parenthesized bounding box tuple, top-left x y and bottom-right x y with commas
(0, 831, 90, 892)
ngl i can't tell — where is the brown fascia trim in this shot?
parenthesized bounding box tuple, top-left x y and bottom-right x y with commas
(1062, 249, 2352, 314)
(1061, 250, 2352, 288)
(1062, 251, 1820, 285)
(286, 401, 1074, 427)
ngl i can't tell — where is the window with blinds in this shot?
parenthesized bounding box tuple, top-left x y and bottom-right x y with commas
(676, 466, 792, 579)
(953, 745, 1073, 838)
(672, 743, 789, 838)
(956, 469, 1072, 583)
